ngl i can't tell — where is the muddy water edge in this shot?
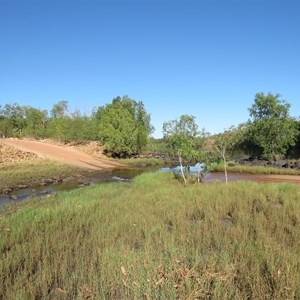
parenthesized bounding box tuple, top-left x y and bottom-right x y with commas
(1, 166, 300, 208)
(0, 166, 159, 208)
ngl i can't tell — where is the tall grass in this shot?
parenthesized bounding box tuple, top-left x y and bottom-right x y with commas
(1, 172, 300, 299)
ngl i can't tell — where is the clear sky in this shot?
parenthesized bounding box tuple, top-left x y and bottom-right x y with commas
(0, 0, 299, 138)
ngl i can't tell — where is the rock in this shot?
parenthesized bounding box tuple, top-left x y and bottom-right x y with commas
(63, 177, 75, 183)
(39, 190, 51, 195)
(10, 195, 18, 200)
(16, 184, 29, 189)
(294, 160, 300, 170)
(3, 188, 13, 194)
(274, 159, 289, 168)
(42, 178, 54, 185)
(220, 212, 235, 229)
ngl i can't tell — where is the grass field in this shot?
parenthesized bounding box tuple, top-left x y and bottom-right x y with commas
(1, 172, 300, 299)
(0, 159, 86, 192)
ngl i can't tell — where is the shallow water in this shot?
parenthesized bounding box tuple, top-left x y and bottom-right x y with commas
(1, 166, 299, 208)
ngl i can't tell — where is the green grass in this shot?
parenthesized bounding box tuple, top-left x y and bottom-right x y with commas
(1, 172, 300, 299)
(209, 162, 300, 175)
(0, 159, 86, 192)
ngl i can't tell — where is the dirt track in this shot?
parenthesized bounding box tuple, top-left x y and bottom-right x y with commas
(1, 139, 125, 170)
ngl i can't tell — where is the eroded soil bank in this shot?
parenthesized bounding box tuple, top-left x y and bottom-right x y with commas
(1, 139, 125, 170)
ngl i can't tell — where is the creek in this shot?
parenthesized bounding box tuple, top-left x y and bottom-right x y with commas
(1, 166, 299, 209)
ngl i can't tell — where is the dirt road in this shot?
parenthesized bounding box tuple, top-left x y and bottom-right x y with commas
(1, 139, 125, 170)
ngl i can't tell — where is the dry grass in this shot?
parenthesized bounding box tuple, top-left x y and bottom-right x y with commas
(0, 159, 85, 192)
(1, 172, 300, 299)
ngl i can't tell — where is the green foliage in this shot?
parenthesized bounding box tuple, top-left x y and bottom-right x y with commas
(287, 118, 300, 158)
(0, 116, 13, 137)
(163, 114, 206, 162)
(248, 93, 299, 160)
(212, 126, 244, 183)
(0, 103, 27, 137)
(1, 92, 300, 161)
(213, 126, 243, 158)
(50, 100, 68, 119)
(142, 137, 170, 153)
(97, 96, 153, 156)
(1, 173, 300, 299)
(23, 106, 48, 138)
(163, 115, 207, 185)
(46, 102, 100, 142)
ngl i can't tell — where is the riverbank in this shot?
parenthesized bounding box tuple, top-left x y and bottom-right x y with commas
(0, 159, 92, 196)
(2, 139, 300, 198)
(209, 162, 300, 176)
(0, 140, 128, 197)
(1, 172, 300, 299)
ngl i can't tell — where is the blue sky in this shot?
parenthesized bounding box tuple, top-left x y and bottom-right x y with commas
(0, 0, 299, 138)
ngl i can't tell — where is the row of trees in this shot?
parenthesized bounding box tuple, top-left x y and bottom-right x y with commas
(0, 96, 153, 157)
(162, 93, 299, 183)
(1, 93, 299, 160)
(0, 100, 99, 142)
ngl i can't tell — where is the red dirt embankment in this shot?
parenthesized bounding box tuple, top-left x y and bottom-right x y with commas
(0, 139, 125, 170)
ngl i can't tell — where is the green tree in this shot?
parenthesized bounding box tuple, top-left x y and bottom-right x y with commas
(0, 103, 26, 137)
(50, 100, 68, 119)
(213, 126, 243, 183)
(47, 101, 70, 142)
(64, 110, 99, 142)
(23, 106, 48, 138)
(97, 96, 153, 156)
(0, 113, 13, 137)
(135, 101, 154, 152)
(163, 115, 207, 185)
(248, 93, 298, 160)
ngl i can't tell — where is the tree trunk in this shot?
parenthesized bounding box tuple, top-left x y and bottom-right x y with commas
(222, 154, 228, 184)
(178, 155, 187, 186)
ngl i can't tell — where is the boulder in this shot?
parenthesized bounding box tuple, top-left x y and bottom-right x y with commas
(274, 159, 289, 168)
(3, 188, 13, 194)
(16, 184, 29, 189)
(42, 178, 54, 185)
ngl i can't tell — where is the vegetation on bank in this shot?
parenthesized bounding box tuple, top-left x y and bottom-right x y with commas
(1, 92, 299, 160)
(0, 96, 153, 157)
(0, 159, 85, 192)
(1, 172, 300, 299)
(208, 162, 300, 176)
(119, 157, 167, 167)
